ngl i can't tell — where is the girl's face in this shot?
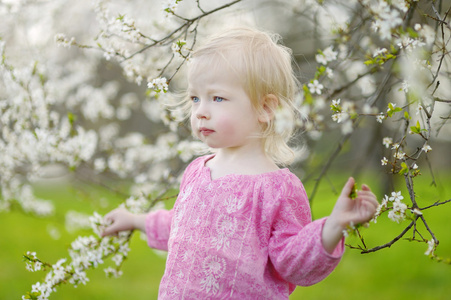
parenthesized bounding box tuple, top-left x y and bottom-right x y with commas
(188, 58, 263, 152)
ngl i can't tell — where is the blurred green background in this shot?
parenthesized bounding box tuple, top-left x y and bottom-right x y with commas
(1, 171, 450, 300)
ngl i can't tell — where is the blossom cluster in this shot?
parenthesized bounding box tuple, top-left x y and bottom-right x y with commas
(147, 77, 169, 93)
(171, 39, 189, 59)
(0, 49, 98, 215)
(365, 0, 405, 40)
(371, 191, 404, 223)
(163, 0, 182, 15)
(23, 212, 132, 300)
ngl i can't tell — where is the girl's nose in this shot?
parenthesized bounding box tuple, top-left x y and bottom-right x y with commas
(195, 101, 210, 119)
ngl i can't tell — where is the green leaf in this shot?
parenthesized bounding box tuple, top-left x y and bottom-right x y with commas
(407, 27, 419, 38)
(387, 105, 402, 117)
(399, 162, 409, 175)
(329, 104, 341, 113)
(303, 85, 313, 105)
(410, 120, 422, 134)
(385, 54, 396, 60)
(314, 65, 326, 79)
(404, 111, 411, 120)
(350, 112, 359, 119)
(67, 112, 76, 125)
(350, 182, 357, 199)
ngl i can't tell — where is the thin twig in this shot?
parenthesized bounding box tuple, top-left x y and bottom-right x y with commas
(361, 219, 417, 254)
(125, 0, 242, 60)
(419, 215, 439, 244)
(420, 199, 451, 210)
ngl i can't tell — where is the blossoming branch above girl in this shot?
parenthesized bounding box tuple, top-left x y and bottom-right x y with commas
(102, 26, 378, 299)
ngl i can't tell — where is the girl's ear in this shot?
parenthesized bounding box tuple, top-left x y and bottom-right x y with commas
(258, 94, 279, 123)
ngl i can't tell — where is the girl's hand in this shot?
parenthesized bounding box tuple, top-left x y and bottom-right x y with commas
(331, 177, 379, 227)
(322, 177, 379, 253)
(101, 208, 147, 237)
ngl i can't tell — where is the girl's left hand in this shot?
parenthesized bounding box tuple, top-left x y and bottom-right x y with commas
(322, 177, 379, 253)
(331, 177, 379, 228)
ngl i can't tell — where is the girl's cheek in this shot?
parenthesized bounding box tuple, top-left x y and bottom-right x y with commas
(215, 116, 234, 134)
(190, 115, 200, 138)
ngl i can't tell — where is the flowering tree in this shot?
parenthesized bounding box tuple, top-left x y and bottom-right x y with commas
(0, 0, 450, 299)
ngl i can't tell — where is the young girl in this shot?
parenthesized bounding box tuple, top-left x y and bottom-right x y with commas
(102, 27, 378, 299)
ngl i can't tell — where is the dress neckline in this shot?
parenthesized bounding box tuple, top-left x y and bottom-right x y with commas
(201, 154, 289, 182)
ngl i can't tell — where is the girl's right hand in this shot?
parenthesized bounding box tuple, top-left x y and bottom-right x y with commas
(101, 208, 146, 237)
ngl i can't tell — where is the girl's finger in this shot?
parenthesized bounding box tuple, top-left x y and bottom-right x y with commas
(340, 177, 355, 198)
(102, 224, 119, 237)
(361, 184, 371, 191)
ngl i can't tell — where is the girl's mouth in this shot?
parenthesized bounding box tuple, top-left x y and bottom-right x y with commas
(199, 127, 215, 136)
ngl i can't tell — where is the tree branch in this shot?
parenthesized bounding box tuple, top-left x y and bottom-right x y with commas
(361, 219, 417, 254)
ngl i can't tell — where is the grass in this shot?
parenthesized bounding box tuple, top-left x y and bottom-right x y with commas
(1, 171, 450, 300)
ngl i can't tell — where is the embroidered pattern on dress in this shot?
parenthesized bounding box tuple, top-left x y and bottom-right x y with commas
(172, 202, 186, 236)
(200, 255, 226, 295)
(171, 185, 194, 236)
(224, 195, 245, 214)
(211, 214, 237, 250)
(179, 185, 193, 202)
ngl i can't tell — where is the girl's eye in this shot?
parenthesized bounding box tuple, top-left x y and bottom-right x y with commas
(213, 96, 225, 102)
(191, 96, 200, 103)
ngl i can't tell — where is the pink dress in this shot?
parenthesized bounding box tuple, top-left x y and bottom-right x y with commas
(145, 155, 344, 299)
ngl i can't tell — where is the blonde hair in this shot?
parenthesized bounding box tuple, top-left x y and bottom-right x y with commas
(187, 26, 299, 166)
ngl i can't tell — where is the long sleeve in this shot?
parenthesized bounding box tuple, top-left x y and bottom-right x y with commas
(145, 209, 174, 251)
(268, 191, 344, 288)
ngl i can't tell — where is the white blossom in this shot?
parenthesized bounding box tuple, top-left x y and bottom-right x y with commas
(422, 144, 432, 153)
(376, 113, 385, 123)
(389, 191, 404, 202)
(418, 24, 435, 45)
(373, 47, 387, 57)
(412, 208, 422, 215)
(425, 239, 436, 256)
(331, 98, 341, 108)
(392, 0, 409, 13)
(54, 33, 76, 48)
(401, 80, 409, 93)
(104, 267, 123, 278)
(65, 211, 92, 233)
(325, 67, 333, 78)
(382, 137, 393, 148)
(124, 195, 148, 213)
(308, 80, 324, 95)
(315, 53, 328, 65)
(316, 46, 338, 65)
(332, 112, 348, 124)
(416, 104, 423, 115)
(341, 120, 353, 135)
(394, 151, 406, 160)
(323, 46, 338, 62)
